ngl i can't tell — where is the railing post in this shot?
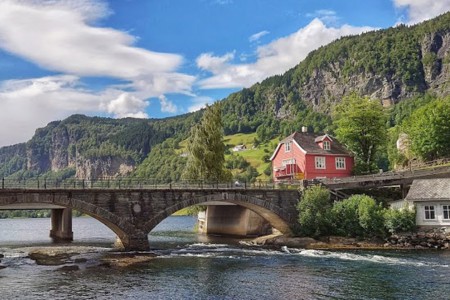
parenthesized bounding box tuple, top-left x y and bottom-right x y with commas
(244, 181, 247, 189)
(82, 179, 85, 189)
(2, 178, 4, 189)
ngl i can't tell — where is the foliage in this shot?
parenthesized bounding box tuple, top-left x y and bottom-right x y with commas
(383, 204, 416, 234)
(297, 185, 332, 237)
(183, 104, 231, 181)
(333, 93, 387, 173)
(133, 138, 187, 182)
(404, 98, 450, 160)
(331, 195, 385, 238)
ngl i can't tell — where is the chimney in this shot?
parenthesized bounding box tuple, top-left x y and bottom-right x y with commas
(301, 126, 308, 133)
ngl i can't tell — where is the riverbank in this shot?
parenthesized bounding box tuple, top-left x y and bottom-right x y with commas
(249, 229, 450, 250)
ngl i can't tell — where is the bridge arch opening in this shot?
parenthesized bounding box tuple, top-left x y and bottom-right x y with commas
(0, 196, 135, 250)
(143, 192, 294, 236)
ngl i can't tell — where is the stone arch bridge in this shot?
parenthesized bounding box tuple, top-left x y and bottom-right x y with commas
(0, 187, 300, 250)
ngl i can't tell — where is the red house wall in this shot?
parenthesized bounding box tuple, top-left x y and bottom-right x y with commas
(304, 154, 354, 179)
(272, 142, 306, 180)
(272, 142, 354, 180)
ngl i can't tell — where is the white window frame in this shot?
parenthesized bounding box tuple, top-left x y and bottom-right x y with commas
(443, 205, 450, 220)
(335, 157, 346, 170)
(323, 140, 331, 150)
(424, 205, 436, 220)
(282, 158, 295, 167)
(285, 141, 292, 152)
(315, 156, 326, 169)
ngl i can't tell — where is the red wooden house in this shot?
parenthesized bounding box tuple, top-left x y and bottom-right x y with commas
(270, 130, 354, 181)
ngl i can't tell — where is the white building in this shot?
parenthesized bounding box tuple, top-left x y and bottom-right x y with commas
(405, 178, 450, 228)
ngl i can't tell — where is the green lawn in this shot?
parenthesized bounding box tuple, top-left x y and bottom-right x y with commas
(178, 132, 280, 180)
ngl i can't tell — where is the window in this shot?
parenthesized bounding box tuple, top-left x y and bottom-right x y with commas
(285, 141, 291, 152)
(315, 156, 326, 169)
(443, 205, 450, 220)
(323, 141, 330, 150)
(335, 157, 346, 170)
(282, 158, 295, 166)
(424, 205, 435, 220)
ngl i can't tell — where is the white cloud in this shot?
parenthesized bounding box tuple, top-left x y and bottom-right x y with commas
(158, 95, 178, 114)
(197, 52, 235, 74)
(394, 0, 450, 24)
(197, 19, 374, 89)
(0, 75, 102, 146)
(0, 0, 182, 78)
(306, 10, 339, 25)
(249, 30, 270, 42)
(104, 93, 149, 118)
(188, 96, 214, 112)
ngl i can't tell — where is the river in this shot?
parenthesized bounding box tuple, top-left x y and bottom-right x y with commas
(1, 217, 450, 299)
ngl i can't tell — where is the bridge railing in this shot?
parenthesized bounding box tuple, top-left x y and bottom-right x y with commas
(0, 178, 303, 190)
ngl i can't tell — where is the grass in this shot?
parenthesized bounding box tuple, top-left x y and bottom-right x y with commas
(225, 133, 280, 180)
(178, 132, 281, 180)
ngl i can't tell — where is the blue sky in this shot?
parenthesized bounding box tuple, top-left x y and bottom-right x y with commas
(0, 0, 449, 146)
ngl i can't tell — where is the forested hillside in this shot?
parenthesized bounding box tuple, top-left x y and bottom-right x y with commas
(1, 12, 449, 180)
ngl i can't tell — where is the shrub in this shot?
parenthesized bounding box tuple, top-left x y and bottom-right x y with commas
(297, 185, 332, 237)
(331, 195, 385, 238)
(383, 205, 416, 234)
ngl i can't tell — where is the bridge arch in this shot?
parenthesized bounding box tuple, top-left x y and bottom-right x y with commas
(143, 192, 294, 235)
(0, 192, 140, 250)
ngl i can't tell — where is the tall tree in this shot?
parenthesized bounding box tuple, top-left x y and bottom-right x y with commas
(333, 93, 387, 174)
(182, 103, 231, 181)
(405, 98, 450, 161)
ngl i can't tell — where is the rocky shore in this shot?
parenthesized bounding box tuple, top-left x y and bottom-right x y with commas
(250, 229, 450, 250)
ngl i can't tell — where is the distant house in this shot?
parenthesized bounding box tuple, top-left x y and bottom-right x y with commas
(269, 130, 354, 181)
(232, 144, 247, 152)
(405, 179, 450, 228)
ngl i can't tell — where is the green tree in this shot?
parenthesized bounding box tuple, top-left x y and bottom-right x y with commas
(404, 98, 450, 161)
(297, 185, 332, 237)
(331, 194, 385, 238)
(182, 103, 231, 182)
(333, 93, 387, 173)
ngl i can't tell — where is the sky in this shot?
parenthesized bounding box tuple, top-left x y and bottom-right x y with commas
(0, 0, 449, 147)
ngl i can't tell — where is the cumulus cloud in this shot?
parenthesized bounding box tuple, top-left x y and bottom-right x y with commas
(0, 0, 198, 146)
(104, 93, 149, 118)
(158, 95, 178, 114)
(188, 96, 214, 112)
(0, 75, 103, 146)
(197, 19, 374, 89)
(249, 30, 270, 42)
(306, 10, 340, 25)
(394, 0, 450, 24)
(0, 0, 182, 78)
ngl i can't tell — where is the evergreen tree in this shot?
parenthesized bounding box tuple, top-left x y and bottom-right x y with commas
(182, 104, 231, 182)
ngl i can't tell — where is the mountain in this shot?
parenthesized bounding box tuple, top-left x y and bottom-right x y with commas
(1, 12, 450, 179)
(221, 12, 450, 136)
(0, 113, 201, 179)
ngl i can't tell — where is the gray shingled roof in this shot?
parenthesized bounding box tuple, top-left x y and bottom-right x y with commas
(405, 179, 450, 201)
(280, 131, 352, 155)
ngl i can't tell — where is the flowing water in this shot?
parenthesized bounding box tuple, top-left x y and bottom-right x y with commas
(1, 217, 450, 299)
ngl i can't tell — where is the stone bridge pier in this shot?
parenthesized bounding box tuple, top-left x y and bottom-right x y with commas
(50, 208, 73, 242)
(0, 188, 300, 251)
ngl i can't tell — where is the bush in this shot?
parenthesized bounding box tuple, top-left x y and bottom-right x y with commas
(383, 205, 416, 234)
(297, 185, 332, 237)
(331, 195, 385, 238)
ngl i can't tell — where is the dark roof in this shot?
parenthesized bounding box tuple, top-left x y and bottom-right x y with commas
(281, 131, 352, 155)
(405, 179, 450, 201)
